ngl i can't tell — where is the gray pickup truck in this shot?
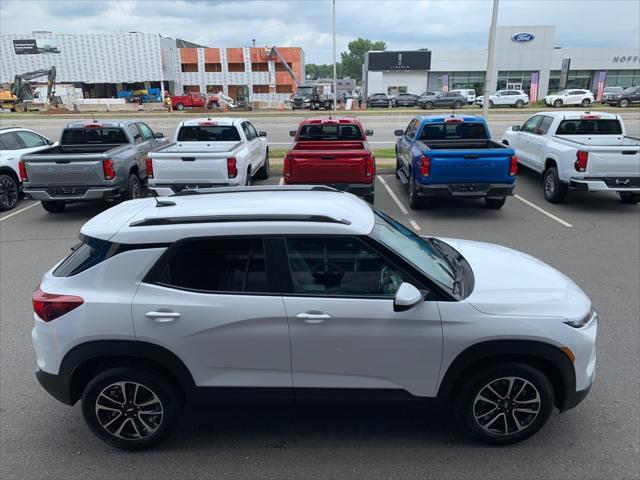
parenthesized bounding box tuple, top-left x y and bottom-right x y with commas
(21, 120, 166, 212)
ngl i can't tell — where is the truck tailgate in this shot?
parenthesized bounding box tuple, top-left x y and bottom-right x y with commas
(427, 149, 512, 183)
(151, 150, 232, 184)
(585, 147, 640, 177)
(23, 155, 105, 186)
(286, 148, 372, 183)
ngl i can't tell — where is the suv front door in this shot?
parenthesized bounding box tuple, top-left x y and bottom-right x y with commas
(280, 236, 442, 397)
(132, 237, 292, 389)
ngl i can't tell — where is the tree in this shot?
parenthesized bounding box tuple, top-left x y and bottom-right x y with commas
(305, 63, 343, 80)
(340, 38, 386, 82)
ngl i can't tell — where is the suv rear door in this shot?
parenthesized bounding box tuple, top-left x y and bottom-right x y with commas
(132, 237, 292, 389)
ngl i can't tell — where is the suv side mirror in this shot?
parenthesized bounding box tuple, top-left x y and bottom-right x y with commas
(511, 125, 521, 131)
(259, 131, 267, 137)
(46, 139, 54, 145)
(154, 132, 164, 139)
(289, 130, 296, 137)
(394, 129, 404, 136)
(365, 129, 373, 136)
(393, 283, 425, 312)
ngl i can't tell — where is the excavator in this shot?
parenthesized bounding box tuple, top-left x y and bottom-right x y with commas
(0, 66, 57, 112)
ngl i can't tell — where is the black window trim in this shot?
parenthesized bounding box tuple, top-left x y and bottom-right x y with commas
(142, 235, 281, 296)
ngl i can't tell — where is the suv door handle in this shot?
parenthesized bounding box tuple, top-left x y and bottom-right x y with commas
(145, 311, 181, 322)
(295, 312, 331, 324)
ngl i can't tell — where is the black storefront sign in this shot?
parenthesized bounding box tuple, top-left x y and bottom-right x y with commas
(13, 39, 39, 55)
(368, 51, 431, 71)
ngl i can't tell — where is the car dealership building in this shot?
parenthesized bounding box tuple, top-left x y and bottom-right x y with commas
(0, 32, 304, 104)
(363, 25, 640, 101)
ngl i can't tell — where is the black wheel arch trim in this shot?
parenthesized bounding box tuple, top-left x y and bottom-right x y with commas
(435, 339, 577, 411)
(40, 340, 197, 406)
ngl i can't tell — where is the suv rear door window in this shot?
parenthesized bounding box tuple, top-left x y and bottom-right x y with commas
(15, 131, 47, 148)
(153, 238, 268, 293)
(0, 132, 23, 150)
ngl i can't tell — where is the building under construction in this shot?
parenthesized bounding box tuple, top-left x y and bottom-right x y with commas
(0, 32, 305, 105)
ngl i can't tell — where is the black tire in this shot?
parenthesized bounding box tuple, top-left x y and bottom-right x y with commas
(553, 99, 563, 108)
(175, 102, 184, 110)
(0, 173, 19, 211)
(514, 100, 524, 108)
(123, 174, 142, 201)
(395, 148, 401, 179)
(581, 98, 591, 108)
(245, 167, 252, 186)
(424, 102, 433, 110)
(81, 367, 182, 450)
(408, 174, 426, 209)
(619, 98, 629, 108)
(485, 196, 507, 209)
(619, 192, 640, 204)
(455, 363, 554, 445)
(41, 200, 66, 213)
(364, 193, 375, 204)
(453, 101, 463, 109)
(254, 149, 270, 180)
(543, 166, 568, 203)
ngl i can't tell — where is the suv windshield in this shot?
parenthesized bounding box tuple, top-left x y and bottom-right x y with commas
(177, 126, 241, 141)
(371, 210, 456, 290)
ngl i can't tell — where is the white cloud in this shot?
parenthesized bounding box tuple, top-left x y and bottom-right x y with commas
(1, 0, 638, 63)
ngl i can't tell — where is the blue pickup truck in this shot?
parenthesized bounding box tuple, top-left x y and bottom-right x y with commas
(394, 115, 517, 209)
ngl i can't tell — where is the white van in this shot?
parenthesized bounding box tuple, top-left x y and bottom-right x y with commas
(450, 89, 476, 104)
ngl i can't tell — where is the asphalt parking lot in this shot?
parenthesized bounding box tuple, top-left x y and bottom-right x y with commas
(1, 115, 639, 479)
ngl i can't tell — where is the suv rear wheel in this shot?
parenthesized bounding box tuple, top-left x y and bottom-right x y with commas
(0, 173, 19, 211)
(514, 100, 524, 108)
(81, 367, 182, 450)
(619, 98, 629, 108)
(424, 101, 433, 110)
(553, 99, 563, 108)
(453, 101, 463, 109)
(455, 363, 554, 445)
(41, 200, 66, 213)
(581, 99, 591, 108)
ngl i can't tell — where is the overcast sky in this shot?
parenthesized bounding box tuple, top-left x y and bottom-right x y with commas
(1, 0, 639, 63)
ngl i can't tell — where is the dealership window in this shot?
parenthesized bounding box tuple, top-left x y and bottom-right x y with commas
(548, 70, 593, 92)
(252, 85, 270, 94)
(228, 63, 246, 72)
(276, 84, 293, 94)
(449, 71, 485, 95)
(181, 63, 198, 73)
(183, 85, 200, 93)
(251, 62, 269, 72)
(496, 71, 535, 94)
(387, 86, 408, 95)
(275, 62, 294, 72)
(604, 69, 640, 87)
(205, 63, 222, 72)
(206, 85, 223, 94)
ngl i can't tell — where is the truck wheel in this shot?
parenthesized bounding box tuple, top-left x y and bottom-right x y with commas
(175, 103, 184, 110)
(364, 193, 375, 204)
(81, 367, 182, 450)
(395, 152, 401, 179)
(254, 150, 270, 180)
(245, 167, 252, 186)
(453, 101, 463, 109)
(514, 100, 524, 108)
(408, 175, 425, 209)
(488, 100, 494, 108)
(619, 192, 640, 204)
(123, 174, 142, 201)
(553, 99, 563, 108)
(581, 99, 591, 108)
(424, 102, 433, 110)
(485, 197, 506, 209)
(0, 174, 19, 211)
(543, 167, 568, 203)
(454, 363, 554, 445)
(41, 200, 66, 213)
(619, 99, 629, 108)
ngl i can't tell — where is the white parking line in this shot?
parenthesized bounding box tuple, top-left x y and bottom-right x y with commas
(0, 201, 39, 222)
(514, 194, 573, 228)
(278, 177, 284, 185)
(409, 219, 421, 231)
(377, 176, 408, 214)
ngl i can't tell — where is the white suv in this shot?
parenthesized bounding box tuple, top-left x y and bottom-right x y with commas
(32, 186, 597, 449)
(475, 90, 529, 108)
(450, 89, 476, 104)
(544, 89, 594, 108)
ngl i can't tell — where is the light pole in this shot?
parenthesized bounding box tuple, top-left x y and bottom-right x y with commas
(482, 0, 499, 119)
(332, 0, 337, 112)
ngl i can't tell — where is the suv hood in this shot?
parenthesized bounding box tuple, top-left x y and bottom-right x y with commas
(439, 237, 591, 320)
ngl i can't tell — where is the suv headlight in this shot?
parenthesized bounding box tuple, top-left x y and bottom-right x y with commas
(565, 308, 598, 328)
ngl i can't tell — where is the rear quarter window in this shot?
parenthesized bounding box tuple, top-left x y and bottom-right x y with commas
(53, 237, 117, 277)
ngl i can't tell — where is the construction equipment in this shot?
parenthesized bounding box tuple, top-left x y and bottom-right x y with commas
(0, 66, 57, 112)
(267, 46, 302, 87)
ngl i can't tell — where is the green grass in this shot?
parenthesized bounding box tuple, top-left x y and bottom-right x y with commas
(270, 146, 396, 159)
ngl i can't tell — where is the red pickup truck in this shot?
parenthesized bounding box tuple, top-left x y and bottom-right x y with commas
(172, 92, 219, 110)
(284, 117, 376, 203)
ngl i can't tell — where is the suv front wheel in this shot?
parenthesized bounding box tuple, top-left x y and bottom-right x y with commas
(455, 363, 554, 445)
(81, 367, 182, 450)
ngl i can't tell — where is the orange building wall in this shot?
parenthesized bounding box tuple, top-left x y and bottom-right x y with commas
(226, 48, 244, 63)
(204, 48, 220, 63)
(179, 48, 198, 63)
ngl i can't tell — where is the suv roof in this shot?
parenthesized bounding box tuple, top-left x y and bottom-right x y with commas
(81, 187, 375, 244)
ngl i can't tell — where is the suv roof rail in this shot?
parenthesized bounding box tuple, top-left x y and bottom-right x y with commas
(170, 185, 341, 197)
(130, 213, 351, 227)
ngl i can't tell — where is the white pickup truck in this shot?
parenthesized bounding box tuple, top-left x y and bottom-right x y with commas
(502, 111, 640, 203)
(148, 118, 269, 196)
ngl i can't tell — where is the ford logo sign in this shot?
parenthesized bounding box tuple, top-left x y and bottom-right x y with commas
(512, 32, 535, 43)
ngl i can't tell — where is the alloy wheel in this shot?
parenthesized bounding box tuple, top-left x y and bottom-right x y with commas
(473, 376, 541, 435)
(95, 381, 164, 440)
(544, 173, 556, 197)
(0, 176, 18, 210)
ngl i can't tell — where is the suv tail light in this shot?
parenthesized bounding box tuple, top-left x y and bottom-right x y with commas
(145, 157, 153, 179)
(102, 158, 116, 180)
(365, 153, 375, 178)
(32, 286, 84, 322)
(227, 157, 237, 178)
(19, 160, 28, 182)
(575, 151, 589, 172)
(283, 155, 292, 178)
(420, 155, 431, 177)
(509, 155, 518, 176)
